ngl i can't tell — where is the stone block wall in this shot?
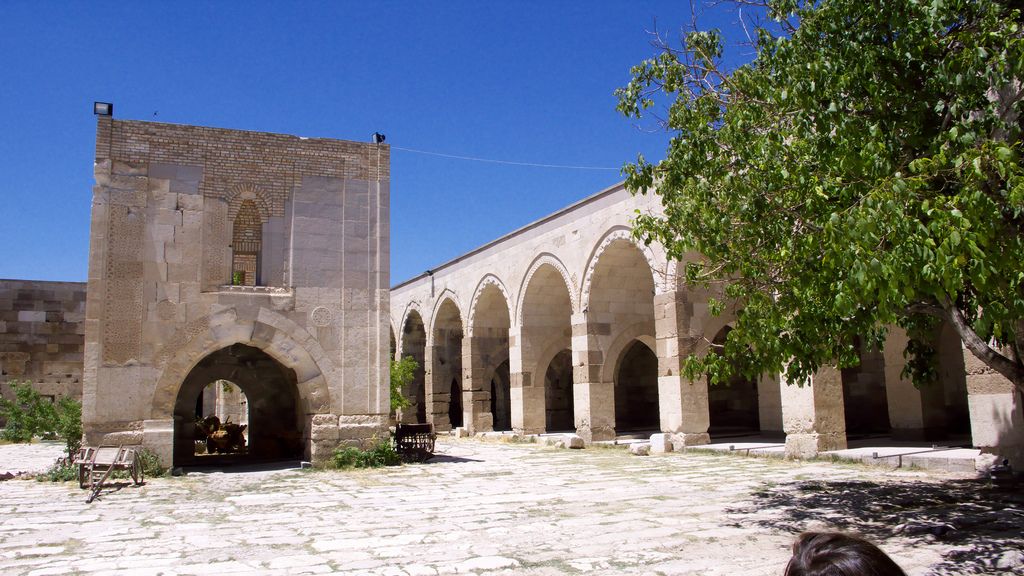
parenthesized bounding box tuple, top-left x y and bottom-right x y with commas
(0, 279, 86, 417)
(85, 118, 389, 465)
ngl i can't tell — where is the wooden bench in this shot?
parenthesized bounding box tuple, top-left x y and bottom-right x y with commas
(394, 423, 436, 462)
(77, 445, 144, 503)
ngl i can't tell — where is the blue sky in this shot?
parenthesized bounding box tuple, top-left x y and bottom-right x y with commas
(0, 2, 756, 285)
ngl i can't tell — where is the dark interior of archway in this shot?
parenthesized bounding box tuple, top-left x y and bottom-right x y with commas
(545, 349, 575, 432)
(173, 344, 303, 467)
(615, 341, 660, 432)
(449, 378, 464, 428)
(841, 339, 892, 436)
(490, 360, 512, 431)
(401, 315, 427, 423)
(706, 327, 760, 434)
(936, 321, 971, 436)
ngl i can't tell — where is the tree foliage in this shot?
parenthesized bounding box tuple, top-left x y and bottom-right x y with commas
(617, 0, 1024, 390)
(0, 381, 82, 457)
(390, 356, 418, 412)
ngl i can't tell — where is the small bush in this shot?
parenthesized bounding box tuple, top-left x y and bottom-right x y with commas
(329, 439, 401, 469)
(37, 459, 78, 483)
(0, 382, 82, 459)
(54, 397, 82, 458)
(136, 448, 167, 478)
(361, 440, 401, 467)
(332, 446, 362, 468)
(0, 381, 57, 443)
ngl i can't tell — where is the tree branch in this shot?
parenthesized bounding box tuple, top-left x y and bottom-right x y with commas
(944, 300, 1024, 392)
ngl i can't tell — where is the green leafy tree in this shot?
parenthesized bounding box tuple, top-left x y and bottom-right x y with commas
(0, 381, 57, 442)
(390, 356, 418, 412)
(0, 381, 82, 456)
(54, 396, 82, 458)
(617, 0, 1024, 390)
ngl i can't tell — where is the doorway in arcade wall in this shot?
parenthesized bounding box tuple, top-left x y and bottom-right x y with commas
(614, 340, 660, 433)
(173, 343, 304, 467)
(707, 327, 760, 435)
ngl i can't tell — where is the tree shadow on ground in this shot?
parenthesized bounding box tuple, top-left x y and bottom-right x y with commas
(727, 477, 1024, 575)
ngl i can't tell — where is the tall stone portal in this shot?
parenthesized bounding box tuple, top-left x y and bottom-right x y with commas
(83, 118, 390, 465)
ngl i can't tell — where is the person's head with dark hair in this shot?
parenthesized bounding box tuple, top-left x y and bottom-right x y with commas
(784, 532, 908, 576)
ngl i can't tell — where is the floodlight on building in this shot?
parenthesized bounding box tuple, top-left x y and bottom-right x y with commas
(93, 102, 113, 116)
(373, 132, 386, 144)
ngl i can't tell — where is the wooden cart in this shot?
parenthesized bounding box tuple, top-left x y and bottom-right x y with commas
(394, 423, 436, 462)
(77, 445, 144, 503)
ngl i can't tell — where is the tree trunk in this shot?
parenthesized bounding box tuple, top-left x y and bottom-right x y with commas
(944, 303, 1024, 394)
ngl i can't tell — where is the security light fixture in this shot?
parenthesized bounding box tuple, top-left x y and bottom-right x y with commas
(93, 102, 113, 116)
(373, 132, 386, 144)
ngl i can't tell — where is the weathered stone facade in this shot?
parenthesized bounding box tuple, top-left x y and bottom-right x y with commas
(83, 118, 390, 465)
(3, 115, 1020, 470)
(390, 183, 1023, 468)
(0, 279, 86, 415)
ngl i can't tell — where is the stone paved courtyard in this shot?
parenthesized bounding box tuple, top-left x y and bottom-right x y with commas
(1, 438, 1022, 576)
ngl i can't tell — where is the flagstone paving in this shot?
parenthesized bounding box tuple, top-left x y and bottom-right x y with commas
(1, 438, 1021, 575)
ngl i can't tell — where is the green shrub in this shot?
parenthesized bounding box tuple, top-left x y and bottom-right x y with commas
(390, 356, 417, 412)
(329, 439, 401, 469)
(136, 448, 167, 478)
(37, 459, 78, 483)
(54, 397, 82, 458)
(360, 440, 401, 467)
(0, 381, 80, 448)
(332, 446, 362, 468)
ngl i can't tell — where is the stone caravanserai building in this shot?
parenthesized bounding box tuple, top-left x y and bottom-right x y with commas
(390, 182, 1024, 466)
(1, 114, 1022, 467)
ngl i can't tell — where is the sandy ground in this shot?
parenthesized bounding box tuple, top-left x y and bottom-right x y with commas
(0, 438, 1021, 575)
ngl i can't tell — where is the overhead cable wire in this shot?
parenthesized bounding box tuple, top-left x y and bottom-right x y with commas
(390, 145, 620, 171)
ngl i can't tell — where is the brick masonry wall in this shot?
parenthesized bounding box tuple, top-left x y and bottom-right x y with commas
(95, 118, 389, 219)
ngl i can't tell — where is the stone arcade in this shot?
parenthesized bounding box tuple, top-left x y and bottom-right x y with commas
(390, 182, 1024, 465)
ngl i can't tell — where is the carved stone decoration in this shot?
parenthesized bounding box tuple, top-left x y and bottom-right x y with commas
(311, 306, 333, 327)
(102, 204, 145, 364)
(156, 299, 177, 321)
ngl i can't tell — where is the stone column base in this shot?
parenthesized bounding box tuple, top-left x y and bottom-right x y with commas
(470, 411, 493, 435)
(143, 419, 174, 468)
(784, 431, 846, 459)
(575, 424, 616, 444)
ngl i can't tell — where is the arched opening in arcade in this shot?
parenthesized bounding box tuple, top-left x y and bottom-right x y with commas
(520, 262, 574, 434)
(469, 282, 511, 432)
(841, 338, 892, 438)
(707, 326, 761, 435)
(400, 311, 427, 424)
(432, 299, 463, 431)
(872, 322, 971, 443)
(173, 344, 303, 467)
(933, 321, 971, 438)
(614, 340, 660, 432)
(490, 360, 512, 431)
(586, 237, 658, 436)
(545, 349, 575, 432)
